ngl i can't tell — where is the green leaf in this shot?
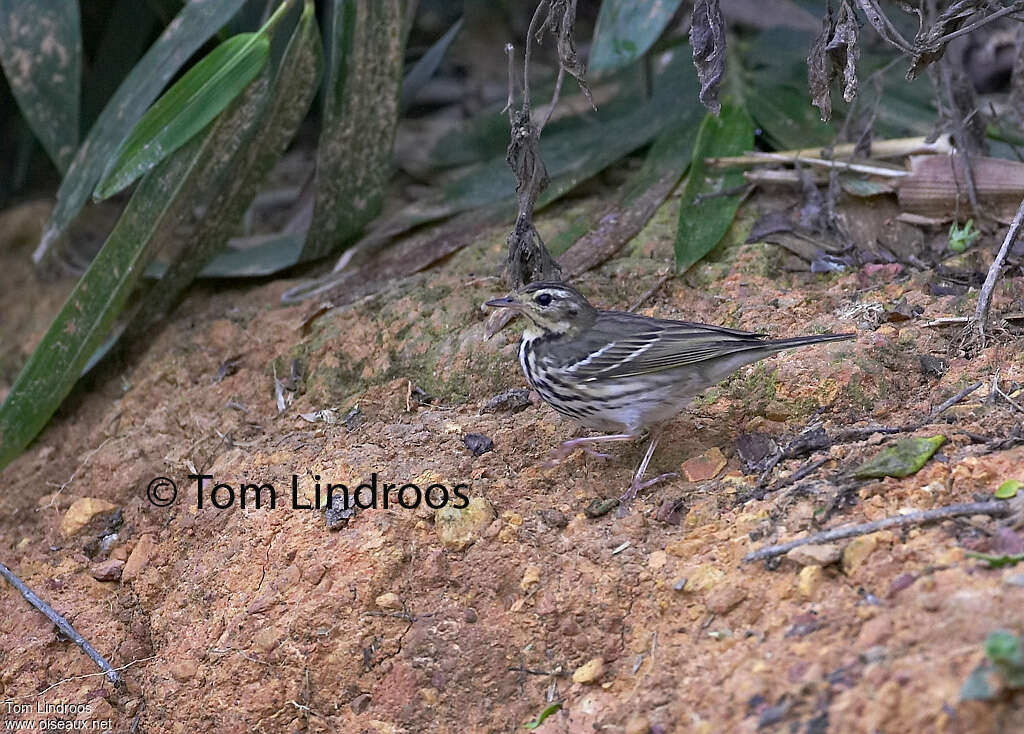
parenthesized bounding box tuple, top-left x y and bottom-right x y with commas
(121, 0, 321, 340)
(400, 16, 462, 113)
(589, 0, 684, 73)
(94, 32, 271, 199)
(0, 0, 321, 472)
(674, 103, 753, 272)
(960, 665, 996, 702)
(302, 0, 408, 261)
(966, 551, 1024, 568)
(523, 702, 562, 729)
(0, 134, 212, 473)
(0, 0, 82, 172)
(995, 479, 1022, 500)
(33, 0, 250, 263)
(984, 631, 1024, 689)
(852, 435, 946, 479)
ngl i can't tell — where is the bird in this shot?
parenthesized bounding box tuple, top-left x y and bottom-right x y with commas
(485, 281, 855, 502)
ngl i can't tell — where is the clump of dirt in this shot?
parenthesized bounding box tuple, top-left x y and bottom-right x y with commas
(1, 190, 1023, 732)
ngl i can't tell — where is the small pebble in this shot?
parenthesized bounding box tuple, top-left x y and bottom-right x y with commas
(464, 433, 494, 456)
(585, 498, 619, 518)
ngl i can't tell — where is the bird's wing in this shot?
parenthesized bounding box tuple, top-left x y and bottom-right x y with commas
(561, 313, 770, 380)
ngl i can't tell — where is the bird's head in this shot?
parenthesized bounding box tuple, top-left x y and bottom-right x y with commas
(485, 281, 597, 336)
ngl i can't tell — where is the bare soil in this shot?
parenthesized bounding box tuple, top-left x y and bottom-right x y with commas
(1, 187, 1023, 733)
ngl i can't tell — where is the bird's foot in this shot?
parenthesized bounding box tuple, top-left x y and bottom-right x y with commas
(542, 434, 635, 469)
(619, 472, 678, 503)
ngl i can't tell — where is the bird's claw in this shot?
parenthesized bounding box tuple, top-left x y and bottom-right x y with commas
(619, 472, 678, 502)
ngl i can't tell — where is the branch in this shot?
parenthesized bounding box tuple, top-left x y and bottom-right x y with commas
(744, 500, 1013, 562)
(0, 560, 124, 687)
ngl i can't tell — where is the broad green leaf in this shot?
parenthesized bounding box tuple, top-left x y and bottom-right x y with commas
(0, 1, 321, 473)
(400, 16, 463, 113)
(0, 133, 211, 473)
(121, 0, 321, 342)
(853, 435, 946, 479)
(590, 0, 684, 73)
(0, 0, 81, 173)
(95, 32, 271, 199)
(33, 0, 249, 264)
(995, 479, 1022, 499)
(302, 0, 407, 260)
(81, 0, 157, 126)
(674, 103, 753, 272)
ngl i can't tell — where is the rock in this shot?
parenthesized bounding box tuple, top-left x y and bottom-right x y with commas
(61, 498, 118, 537)
(856, 616, 893, 648)
(168, 660, 197, 681)
(90, 559, 124, 582)
(122, 534, 157, 581)
(681, 448, 727, 482)
(786, 543, 842, 566)
(539, 509, 568, 528)
(463, 433, 494, 456)
(350, 693, 371, 714)
(435, 497, 496, 551)
(625, 716, 651, 734)
(375, 592, 402, 610)
(464, 608, 478, 623)
(572, 657, 605, 684)
(480, 388, 532, 413)
(520, 565, 541, 591)
(706, 586, 746, 614)
(648, 550, 667, 570)
(798, 565, 825, 599)
(842, 535, 879, 575)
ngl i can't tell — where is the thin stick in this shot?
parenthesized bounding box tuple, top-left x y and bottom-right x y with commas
(503, 43, 516, 119)
(0, 560, 123, 687)
(538, 66, 565, 133)
(933, 2, 1024, 47)
(929, 380, 983, 417)
(629, 271, 674, 312)
(522, 0, 550, 111)
(743, 501, 1012, 562)
(973, 196, 1024, 334)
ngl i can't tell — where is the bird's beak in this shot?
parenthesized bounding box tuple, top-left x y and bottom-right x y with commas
(485, 294, 520, 309)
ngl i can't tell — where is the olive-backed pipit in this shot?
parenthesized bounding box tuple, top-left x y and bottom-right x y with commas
(486, 281, 854, 501)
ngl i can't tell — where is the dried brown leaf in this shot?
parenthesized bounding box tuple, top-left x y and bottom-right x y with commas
(808, 0, 859, 122)
(690, 0, 725, 115)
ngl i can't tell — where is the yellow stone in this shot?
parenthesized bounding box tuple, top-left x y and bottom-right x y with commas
(520, 565, 541, 590)
(572, 657, 605, 685)
(798, 565, 825, 599)
(842, 535, 878, 575)
(61, 498, 117, 537)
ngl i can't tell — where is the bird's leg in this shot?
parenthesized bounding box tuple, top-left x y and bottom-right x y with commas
(544, 433, 638, 468)
(620, 430, 676, 502)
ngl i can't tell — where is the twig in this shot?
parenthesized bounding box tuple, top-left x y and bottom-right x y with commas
(0, 560, 124, 687)
(937, 58, 980, 216)
(929, 380, 983, 417)
(932, 2, 1024, 47)
(503, 43, 516, 117)
(538, 67, 565, 133)
(36, 655, 155, 696)
(743, 500, 1012, 562)
(522, 0, 550, 110)
(971, 196, 1024, 343)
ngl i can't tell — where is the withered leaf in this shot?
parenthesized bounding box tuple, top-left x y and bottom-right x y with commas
(808, 0, 860, 122)
(690, 0, 725, 115)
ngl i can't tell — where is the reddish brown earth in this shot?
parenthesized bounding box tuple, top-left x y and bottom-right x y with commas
(1, 191, 1023, 733)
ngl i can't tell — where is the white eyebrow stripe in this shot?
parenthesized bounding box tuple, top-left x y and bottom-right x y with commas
(565, 341, 618, 372)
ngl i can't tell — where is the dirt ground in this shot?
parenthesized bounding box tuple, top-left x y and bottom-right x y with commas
(2, 182, 1024, 733)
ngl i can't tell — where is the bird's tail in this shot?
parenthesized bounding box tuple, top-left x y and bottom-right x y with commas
(763, 332, 856, 350)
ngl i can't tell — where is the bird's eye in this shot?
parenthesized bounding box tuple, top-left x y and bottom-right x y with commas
(535, 293, 552, 306)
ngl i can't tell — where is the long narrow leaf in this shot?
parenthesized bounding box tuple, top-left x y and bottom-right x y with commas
(400, 16, 463, 113)
(674, 103, 753, 272)
(0, 134, 210, 472)
(301, 0, 407, 260)
(0, 0, 82, 172)
(32, 0, 248, 264)
(589, 0, 684, 74)
(124, 0, 321, 336)
(95, 32, 271, 199)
